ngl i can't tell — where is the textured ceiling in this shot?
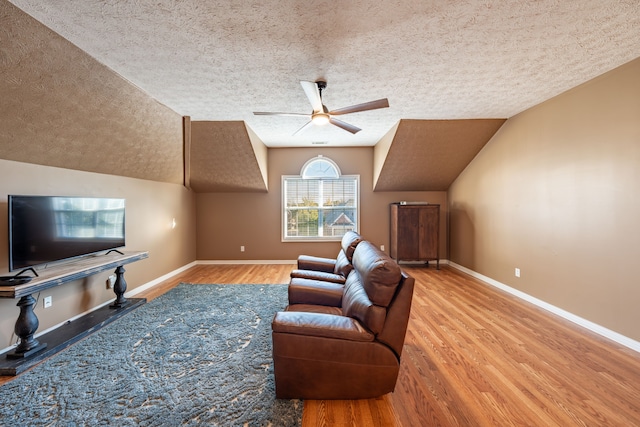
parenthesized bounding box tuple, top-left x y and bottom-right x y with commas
(0, 1, 184, 184)
(8, 0, 640, 148)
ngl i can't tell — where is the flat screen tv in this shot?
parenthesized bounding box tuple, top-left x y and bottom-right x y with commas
(8, 195, 125, 271)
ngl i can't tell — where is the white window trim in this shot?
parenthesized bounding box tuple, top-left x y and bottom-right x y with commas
(300, 156, 342, 179)
(281, 171, 360, 243)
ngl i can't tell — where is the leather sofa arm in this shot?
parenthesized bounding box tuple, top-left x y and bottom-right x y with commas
(288, 278, 344, 306)
(290, 269, 347, 284)
(297, 255, 336, 273)
(272, 311, 374, 342)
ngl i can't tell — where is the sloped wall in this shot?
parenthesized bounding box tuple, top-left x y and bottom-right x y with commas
(0, 1, 184, 184)
(449, 58, 640, 341)
(189, 122, 268, 192)
(0, 2, 195, 352)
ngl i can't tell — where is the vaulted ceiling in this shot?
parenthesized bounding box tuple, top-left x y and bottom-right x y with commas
(3, 1, 640, 191)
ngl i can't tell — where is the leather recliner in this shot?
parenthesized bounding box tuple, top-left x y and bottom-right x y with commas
(272, 240, 415, 399)
(289, 230, 362, 285)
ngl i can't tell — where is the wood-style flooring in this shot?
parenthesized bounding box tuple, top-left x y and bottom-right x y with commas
(2, 263, 640, 426)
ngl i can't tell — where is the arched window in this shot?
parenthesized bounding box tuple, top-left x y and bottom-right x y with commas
(283, 156, 359, 241)
(301, 157, 340, 179)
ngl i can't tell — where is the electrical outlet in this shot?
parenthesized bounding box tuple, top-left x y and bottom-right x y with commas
(43, 296, 52, 309)
(240, 246, 245, 252)
(515, 268, 521, 278)
(106, 274, 116, 289)
(380, 245, 385, 251)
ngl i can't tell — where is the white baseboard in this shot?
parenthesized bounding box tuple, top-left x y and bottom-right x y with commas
(125, 261, 198, 297)
(8, 259, 635, 357)
(448, 261, 640, 354)
(197, 259, 296, 265)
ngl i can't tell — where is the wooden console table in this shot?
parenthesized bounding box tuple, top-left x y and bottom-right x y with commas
(0, 250, 148, 375)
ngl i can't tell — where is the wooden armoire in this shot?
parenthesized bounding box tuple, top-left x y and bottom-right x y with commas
(389, 203, 440, 269)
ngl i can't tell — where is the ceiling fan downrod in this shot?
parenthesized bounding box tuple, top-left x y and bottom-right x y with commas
(311, 80, 330, 125)
(316, 80, 327, 98)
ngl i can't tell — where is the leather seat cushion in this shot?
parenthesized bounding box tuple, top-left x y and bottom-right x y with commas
(273, 311, 373, 341)
(286, 303, 342, 316)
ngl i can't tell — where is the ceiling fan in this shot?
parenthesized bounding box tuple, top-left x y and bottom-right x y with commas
(253, 80, 389, 134)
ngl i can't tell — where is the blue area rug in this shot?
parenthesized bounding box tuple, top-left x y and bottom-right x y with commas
(0, 284, 302, 426)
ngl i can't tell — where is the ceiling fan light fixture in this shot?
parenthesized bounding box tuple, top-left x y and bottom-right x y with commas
(255, 80, 389, 135)
(311, 112, 330, 126)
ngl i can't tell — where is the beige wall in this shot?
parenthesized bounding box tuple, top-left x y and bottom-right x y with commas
(0, 160, 197, 350)
(0, 1, 197, 350)
(449, 58, 640, 341)
(197, 147, 447, 261)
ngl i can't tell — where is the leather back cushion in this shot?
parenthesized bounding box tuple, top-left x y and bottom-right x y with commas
(333, 250, 353, 277)
(341, 231, 363, 262)
(352, 241, 401, 307)
(341, 272, 387, 334)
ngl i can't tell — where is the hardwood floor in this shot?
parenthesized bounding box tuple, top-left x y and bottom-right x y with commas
(2, 263, 640, 426)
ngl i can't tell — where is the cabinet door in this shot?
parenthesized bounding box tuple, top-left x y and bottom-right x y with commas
(418, 207, 439, 259)
(397, 207, 420, 260)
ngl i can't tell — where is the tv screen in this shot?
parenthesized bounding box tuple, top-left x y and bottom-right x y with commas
(8, 195, 125, 271)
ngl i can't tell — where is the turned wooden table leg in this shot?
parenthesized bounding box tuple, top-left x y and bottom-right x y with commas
(109, 265, 128, 308)
(7, 294, 47, 359)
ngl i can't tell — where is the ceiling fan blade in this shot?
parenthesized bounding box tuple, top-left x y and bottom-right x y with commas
(329, 98, 389, 116)
(329, 117, 361, 134)
(293, 120, 314, 136)
(300, 81, 324, 113)
(253, 111, 310, 117)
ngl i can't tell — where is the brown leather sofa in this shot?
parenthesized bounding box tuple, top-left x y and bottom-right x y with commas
(272, 240, 415, 399)
(289, 230, 362, 285)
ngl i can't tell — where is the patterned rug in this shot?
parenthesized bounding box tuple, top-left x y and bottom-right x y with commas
(0, 284, 302, 426)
